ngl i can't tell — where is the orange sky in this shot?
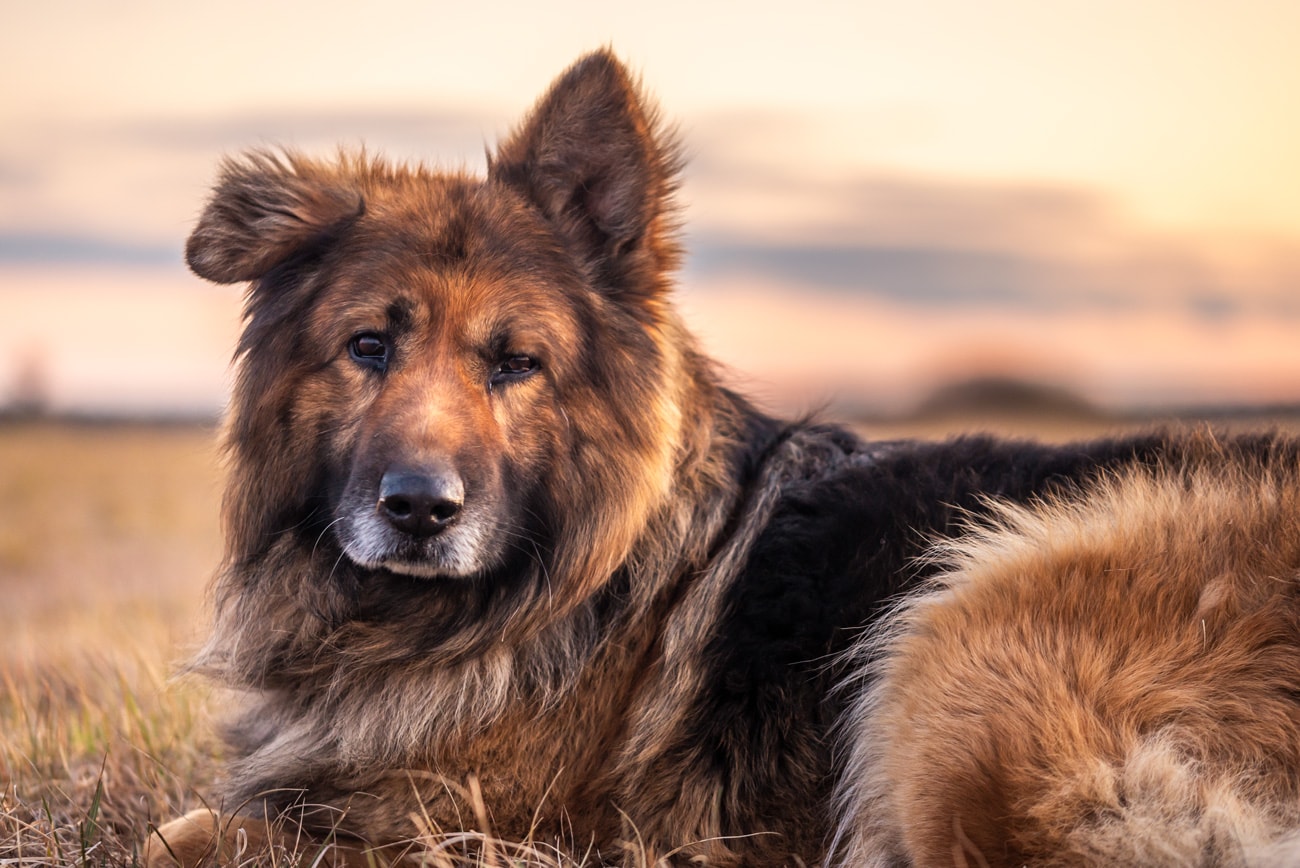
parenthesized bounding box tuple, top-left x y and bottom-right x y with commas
(3, 1, 1300, 414)
(8, 0, 1300, 236)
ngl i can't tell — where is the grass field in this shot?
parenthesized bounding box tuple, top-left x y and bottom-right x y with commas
(0, 422, 222, 865)
(3, 411, 1297, 865)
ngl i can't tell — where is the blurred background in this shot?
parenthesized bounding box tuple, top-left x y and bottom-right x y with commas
(4, 0, 1300, 423)
(5, 3, 1300, 845)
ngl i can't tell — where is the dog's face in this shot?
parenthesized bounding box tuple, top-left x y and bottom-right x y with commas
(301, 181, 588, 580)
(188, 52, 684, 596)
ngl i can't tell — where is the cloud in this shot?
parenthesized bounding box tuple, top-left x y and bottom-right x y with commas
(0, 157, 42, 188)
(684, 131, 1121, 256)
(0, 233, 178, 267)
(0, 107, 509, 245)
(685, 235, 1300, 323)
(5, 106, 1299, 323)
(688, 240, 1098, 308)
(114, 108, 508, 160)
(675, 112, 1300, 322)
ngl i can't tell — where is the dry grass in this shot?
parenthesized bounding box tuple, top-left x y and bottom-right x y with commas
(0, 422, 220, 866)
(5, 412, 1298, 866)
(0, 421, 631, 866)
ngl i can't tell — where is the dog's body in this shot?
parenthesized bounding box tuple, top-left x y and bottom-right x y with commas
(152, 52, 1300, 866)
(838, 453, 1300, 866)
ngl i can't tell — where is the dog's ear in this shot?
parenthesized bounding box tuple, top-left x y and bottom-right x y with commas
(187, 151, 364, 284)
(489, 49, 682, 307)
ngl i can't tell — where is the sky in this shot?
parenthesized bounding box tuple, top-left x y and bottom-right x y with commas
(3, 0, 1300, 415)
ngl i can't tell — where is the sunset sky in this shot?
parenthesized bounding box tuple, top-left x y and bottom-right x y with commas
(3, 0, 1300, 415)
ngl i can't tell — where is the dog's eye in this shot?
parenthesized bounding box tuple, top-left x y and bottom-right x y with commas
(349, 332, 391, 371)
(489, 355, 539, 389)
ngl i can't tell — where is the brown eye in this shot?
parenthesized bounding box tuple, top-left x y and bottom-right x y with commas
(349, 333, 390, 371)
(489, 355, 539, 389)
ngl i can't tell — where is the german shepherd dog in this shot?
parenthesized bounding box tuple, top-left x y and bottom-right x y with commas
(150, 51, 1300, 866)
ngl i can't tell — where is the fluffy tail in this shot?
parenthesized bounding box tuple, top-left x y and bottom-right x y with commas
(833, 445, 1300, 866)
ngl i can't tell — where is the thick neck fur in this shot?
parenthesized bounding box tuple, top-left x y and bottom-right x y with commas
(199, 312, 772, 780)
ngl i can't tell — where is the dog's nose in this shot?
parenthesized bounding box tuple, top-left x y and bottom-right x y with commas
(377, 466, 464, 537)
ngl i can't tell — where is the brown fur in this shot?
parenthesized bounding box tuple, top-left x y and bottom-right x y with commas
(158, 50, 778, 864)
(836, 435, 1300, 866)
(151, 49, 1300, 868)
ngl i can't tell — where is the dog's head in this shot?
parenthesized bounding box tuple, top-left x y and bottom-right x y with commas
(188, 51, 688, 632)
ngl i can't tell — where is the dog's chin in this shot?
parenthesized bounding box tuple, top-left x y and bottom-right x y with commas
(341, 541, 486, 580)
(337, 516, 493, 580)
(370, 557, 475, 580)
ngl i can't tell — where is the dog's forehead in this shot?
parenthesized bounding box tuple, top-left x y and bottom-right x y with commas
(317, 174, 588, 341)
(336, 175, 572, 285)
(356, 172, 561, 266)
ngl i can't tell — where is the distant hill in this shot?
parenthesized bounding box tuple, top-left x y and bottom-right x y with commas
(910, 376, 1101, 421)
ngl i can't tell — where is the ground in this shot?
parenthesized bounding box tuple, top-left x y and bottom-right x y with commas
(2, 411, 1296, 865)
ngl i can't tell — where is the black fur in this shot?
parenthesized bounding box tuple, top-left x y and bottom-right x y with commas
(626, 423, 1300, 856)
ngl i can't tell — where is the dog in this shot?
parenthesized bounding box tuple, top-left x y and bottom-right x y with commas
(149, 50, 1300, 866)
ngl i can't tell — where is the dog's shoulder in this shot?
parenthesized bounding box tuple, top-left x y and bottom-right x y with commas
(711, 425, 1300, 674)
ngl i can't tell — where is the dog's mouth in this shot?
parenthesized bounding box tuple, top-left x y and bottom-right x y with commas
(334, 499, 496, 580)
(332, 463, 506, 579)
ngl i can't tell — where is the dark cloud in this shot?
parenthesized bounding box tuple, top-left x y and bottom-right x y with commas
(676, 113, 1300, 323)
(832, 175, 1116, 253)
(0, 233, 178, 266)
(685, 147, 1120, 254)
(685, 236, 1296, 324)
(4, 107, 1297, 323)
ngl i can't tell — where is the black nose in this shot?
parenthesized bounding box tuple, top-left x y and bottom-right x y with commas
(377, 466, 464, 537)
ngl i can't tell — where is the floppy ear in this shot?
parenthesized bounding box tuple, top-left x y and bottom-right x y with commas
(489, 49, 682, 305)
(186, 150, 364, 284)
